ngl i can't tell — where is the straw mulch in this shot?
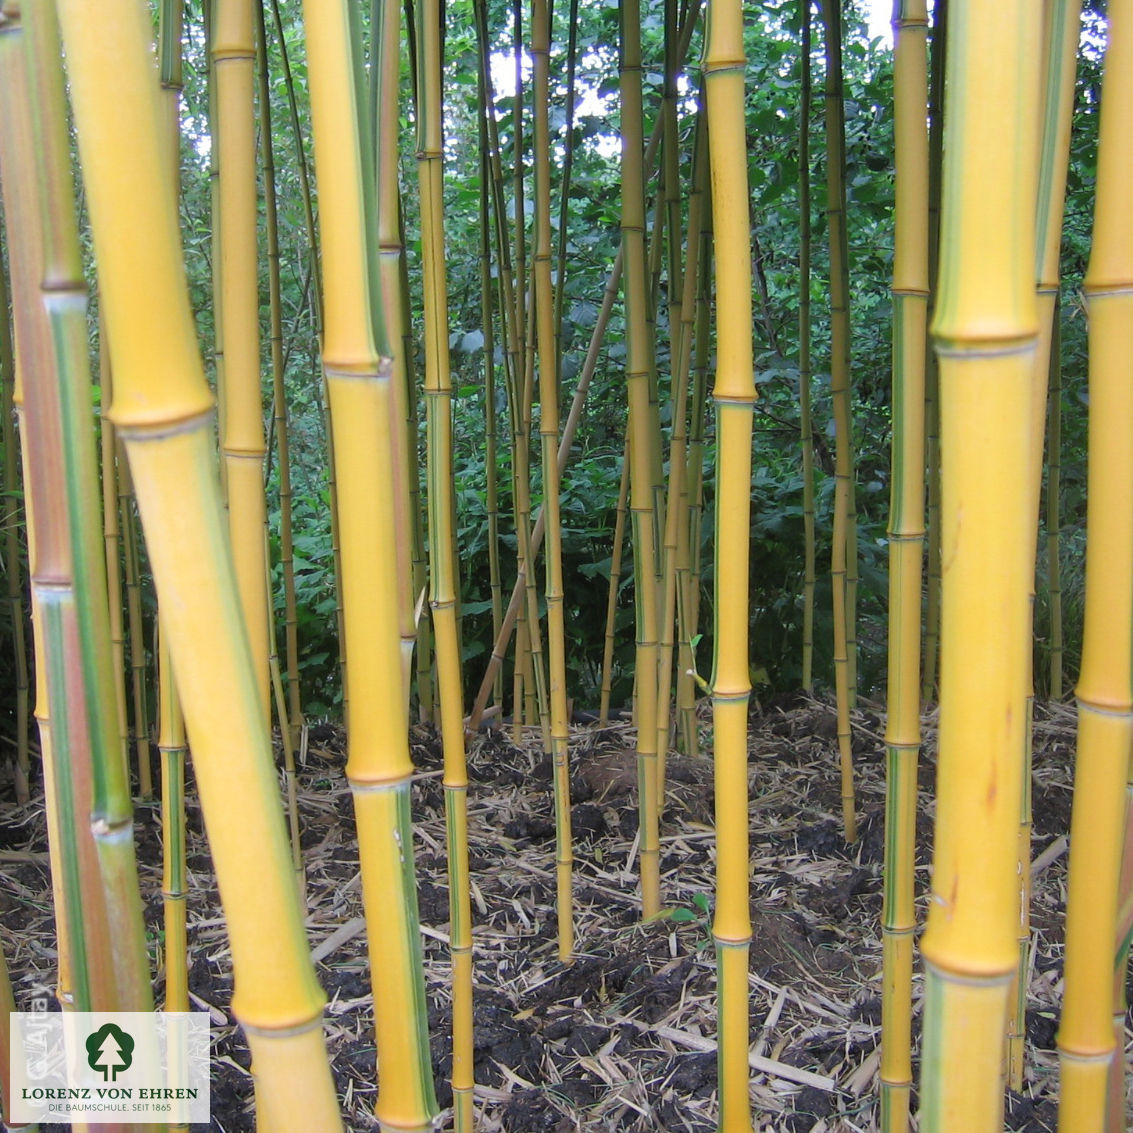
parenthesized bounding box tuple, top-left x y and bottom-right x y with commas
(0, 696, 1118, 1132)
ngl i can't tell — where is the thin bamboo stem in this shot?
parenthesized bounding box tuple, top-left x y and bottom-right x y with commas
(256, 0, 304, 757)
(705, 0, 756, 1123)
(679, 165, 713, 760)
(820, 0, 856, 843)
(799, 0, 815, 695)
(921, 0, 946, 703)
(532, 0, 574, 962)
(1056, 8, 1133, 1127)
(620, 0, 661, 916)
(157, 621, 188, 1018)
(413, 0, 478, 1116)
(119, 465, 152, 799)
(99, 320, 132, 815)
(879, 4, 928, 1130)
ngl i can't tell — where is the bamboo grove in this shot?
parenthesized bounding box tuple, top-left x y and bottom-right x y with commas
(0, 0, 1128, 1131)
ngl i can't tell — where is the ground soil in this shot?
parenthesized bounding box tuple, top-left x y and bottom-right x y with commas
(0, 696, 1122, 1131)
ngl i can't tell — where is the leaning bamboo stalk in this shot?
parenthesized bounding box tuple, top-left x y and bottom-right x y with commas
(704, 0, 756, 1124)
(267, 569, 303, 885)
(916, 3, 1041, 1128)
(55, 1, 343, 1121)
(879, 4, 928, 1130)
(0, 237, 29, 805)
(468, 251, 623, 731)
(599, 441, 631, 726)
(303, 2, 440, 1127)
(820, 0, 856, 842)
(1055, 8, 1133, 1127)
(798, 0, 815, 694)
(256, 0, 304, 757)
(1, 0, 154, 1026)
(1008, 2, 1080, 1086)
(214, 0, 269, 717)
(478, 77, 503, 710)
(411, 0, 478, 1117)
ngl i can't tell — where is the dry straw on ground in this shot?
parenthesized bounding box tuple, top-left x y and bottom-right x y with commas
(0, 696, 1115, 1131)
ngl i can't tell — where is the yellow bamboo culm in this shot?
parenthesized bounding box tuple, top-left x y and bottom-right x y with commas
(820, 0, 857, 843)
(53, 1, 342, 1123)
(414, 0, 478, 1117)
(620, 0, 662, 917)
(302, 3, 439, 1129)
(1007, 0, 1080, 1087)
(532, 0, 574, 962)
(916, 3, 1041, 1130)
(704, 0, 755, 1128)
(0, 8, 71, 1009)
(213, 0, 270, 717)
(1056, 5, 1133, 1128)
(879, 3, 927, 1131)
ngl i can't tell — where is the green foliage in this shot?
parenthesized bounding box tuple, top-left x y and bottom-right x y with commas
(2, 0, 1089, 736)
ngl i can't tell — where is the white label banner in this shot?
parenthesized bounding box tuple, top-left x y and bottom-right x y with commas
(10, 1011, 210, 1124)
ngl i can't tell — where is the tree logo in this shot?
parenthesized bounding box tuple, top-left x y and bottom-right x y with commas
(85, 1023, 135, 1082)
